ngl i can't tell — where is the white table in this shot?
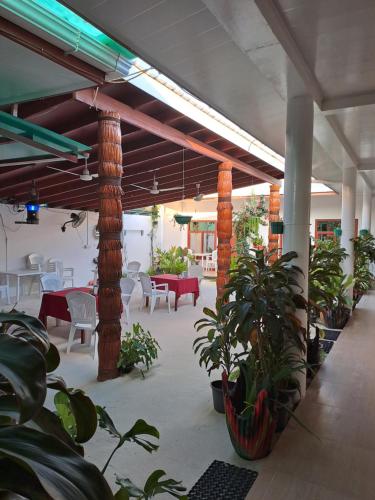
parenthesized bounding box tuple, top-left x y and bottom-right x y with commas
(0, 270, 44, 303)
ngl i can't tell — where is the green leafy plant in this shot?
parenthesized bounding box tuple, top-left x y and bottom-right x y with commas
(118, 323, 160, 378)
(154, 246, 188, 275)
(0, 311, 186, 499)
(233, 196, 268, 256)
(193, 302, 248, 377)
(352, 233, 375, 301)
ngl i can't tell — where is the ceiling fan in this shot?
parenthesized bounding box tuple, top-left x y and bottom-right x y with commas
(47, 162, 98, 181)
(130, 171, 183, 195)
(194, 183, 204, 202)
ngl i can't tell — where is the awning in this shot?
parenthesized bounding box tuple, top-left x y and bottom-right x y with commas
(0, 111, 91, 166)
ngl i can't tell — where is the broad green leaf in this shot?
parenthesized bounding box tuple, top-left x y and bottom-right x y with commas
(0, 335, 46, 423)
(27, 406, 83, 456)
(45, 343, 60, 373)
(0, 312, 49, 354)
(54, 389, 97, 443)
(0, 426, 113, 500)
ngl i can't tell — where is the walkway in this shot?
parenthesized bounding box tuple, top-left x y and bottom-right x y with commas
(247, 291, 375, 500)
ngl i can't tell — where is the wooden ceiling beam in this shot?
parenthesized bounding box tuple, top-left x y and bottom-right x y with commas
(73, 89, 280, 185)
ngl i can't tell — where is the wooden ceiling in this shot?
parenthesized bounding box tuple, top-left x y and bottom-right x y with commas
(0, 82, 283, 211)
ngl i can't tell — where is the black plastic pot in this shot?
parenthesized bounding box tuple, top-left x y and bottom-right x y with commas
(307, 334, 320, 379)
(321, 329, 340, 341)
(276, 384, 300, 432)
(323, 307, 350, 330)
(119, 363, 135, 374)
(211, 380, 235, 413)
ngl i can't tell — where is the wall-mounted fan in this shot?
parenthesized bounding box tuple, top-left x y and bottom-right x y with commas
(61, 211, 86, 232)
(130, 171, 183, 195)
(194, 183, 204, 202)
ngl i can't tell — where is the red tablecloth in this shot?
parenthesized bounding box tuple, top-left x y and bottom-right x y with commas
(151, 274, 199, 311)
(38, 287, 95, 326)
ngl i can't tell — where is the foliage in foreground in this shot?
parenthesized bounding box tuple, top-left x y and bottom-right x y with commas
(0, 311, 187, 500)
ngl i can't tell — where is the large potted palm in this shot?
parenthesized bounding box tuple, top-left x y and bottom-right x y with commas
(220, 251, 307, 460)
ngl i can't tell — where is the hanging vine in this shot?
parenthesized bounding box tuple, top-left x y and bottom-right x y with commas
(233, 195, 268, 255)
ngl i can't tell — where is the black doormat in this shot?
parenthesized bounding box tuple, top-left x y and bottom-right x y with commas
(188, 460, 258, 500)
(320, 339, 334, 354)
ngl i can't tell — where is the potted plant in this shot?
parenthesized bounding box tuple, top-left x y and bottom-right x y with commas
(308, 239, 349, 342)
(118, 323, 160, 378)
(154, 246, 188, 276)
(220, 251, 308, 459)
(194, 303, 248, 413)
(353, 233, 375, 306)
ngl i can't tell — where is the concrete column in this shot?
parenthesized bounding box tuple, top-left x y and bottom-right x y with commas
(361, 181, 372, 232)
(341, 167, 357, 290)
(283, 92, 314, 398)
(283, 94, 314, 294)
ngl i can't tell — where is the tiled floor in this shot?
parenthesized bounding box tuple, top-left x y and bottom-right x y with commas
(247, 291, 375, 500)
(6, 279, 262, 491)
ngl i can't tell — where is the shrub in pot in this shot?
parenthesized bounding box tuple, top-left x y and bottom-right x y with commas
(221, 251, 308, 459)
(194, 303, 248, 413)
(0, 311, 186, 499)
(117, 322, 160, 378)
(352, 233, 375, 305)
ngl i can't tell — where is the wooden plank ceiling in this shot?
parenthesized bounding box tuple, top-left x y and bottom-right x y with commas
(0, 82, 283, 211)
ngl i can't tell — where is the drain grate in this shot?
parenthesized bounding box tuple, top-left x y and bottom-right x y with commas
(188, 460, 258, 500)
(320, 339, 334, 354)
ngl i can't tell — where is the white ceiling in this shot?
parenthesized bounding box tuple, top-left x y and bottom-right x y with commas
(62, 0, 375, 190)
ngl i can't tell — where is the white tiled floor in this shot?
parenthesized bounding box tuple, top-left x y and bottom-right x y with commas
(7, 283, 374, 497)
(5, 280, 262, 492)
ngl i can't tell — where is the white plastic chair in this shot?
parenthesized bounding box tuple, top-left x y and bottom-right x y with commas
(205, 249, 218, 272)
(26, 253, 44, 295)
(66, 291, 97, 358)
(120, 277, 136, 324)
(125, 261, 141, 279)
(40, 273, 63, 292)
(188, 263, 203, 285)
(26, 253, 44, 271)
(0, 284, 10, 304)
(47, 258, 74, 288)
(139, 272, 170, 314)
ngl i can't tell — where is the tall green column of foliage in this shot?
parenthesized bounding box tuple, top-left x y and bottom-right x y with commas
(352, 233, 375, 301)
(0, 312, 187, 500)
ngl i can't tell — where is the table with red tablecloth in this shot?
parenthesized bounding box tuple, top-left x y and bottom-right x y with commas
(38, 287, 95, 327)
(151, 274, 199, 311)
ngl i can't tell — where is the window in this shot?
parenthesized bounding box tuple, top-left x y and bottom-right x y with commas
(188, 220, 217, 253)
(315, 219, 358, 240)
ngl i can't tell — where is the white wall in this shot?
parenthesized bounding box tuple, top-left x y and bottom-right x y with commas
(123, 213, 152, 272)
(0, 205, 98, 287)
(160, 192, 375, 250)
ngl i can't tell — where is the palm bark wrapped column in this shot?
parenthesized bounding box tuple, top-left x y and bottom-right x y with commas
(217, 162, 233, 299)
(97, 111, 123, 381)
(268, 184, 281, 263)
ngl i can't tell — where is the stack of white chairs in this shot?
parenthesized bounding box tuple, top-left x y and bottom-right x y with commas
(47, 258, 74, 288)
